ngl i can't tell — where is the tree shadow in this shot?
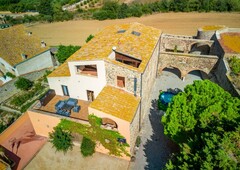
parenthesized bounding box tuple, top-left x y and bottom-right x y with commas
(143, 99, 179, 170)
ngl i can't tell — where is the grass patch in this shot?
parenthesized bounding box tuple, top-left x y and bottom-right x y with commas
(81, 137, 96, 157)
(58, 115, 130, 157)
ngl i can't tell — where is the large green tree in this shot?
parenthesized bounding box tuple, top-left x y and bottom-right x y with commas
(162, 80, 240, 169)
(56, 45, 81, 63)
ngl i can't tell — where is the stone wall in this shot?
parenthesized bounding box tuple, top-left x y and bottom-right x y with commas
(158, 52, 218, 78)
(105, 61, 141, 96)
(214, 58, 239, 97)
(130, 104, 140, 154)
(160, 34, 214, 53)
(141, 41, 160, 121)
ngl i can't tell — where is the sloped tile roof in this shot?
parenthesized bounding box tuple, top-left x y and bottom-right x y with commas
(0, 25, 48, 66)
(89, 85, 140, 122)
(48, 22, 161, 77)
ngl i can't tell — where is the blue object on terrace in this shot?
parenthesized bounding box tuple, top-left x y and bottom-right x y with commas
(159, 92, 175, 105)
(66, 98, 78, 107)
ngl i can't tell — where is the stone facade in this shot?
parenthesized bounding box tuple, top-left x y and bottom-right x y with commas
(141, 41, 160, 121)
(160, 34, 214, 53)
(105, 61, 141, 96)
(130, 104, 140, 154)
(158, 52, 218, 78)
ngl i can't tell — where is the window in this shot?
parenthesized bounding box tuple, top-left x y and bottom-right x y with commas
(75, 65, 98, 76)
(131, 31, 141, 36)
(117, 30, 126, 33)
(117, 76, 125, 88)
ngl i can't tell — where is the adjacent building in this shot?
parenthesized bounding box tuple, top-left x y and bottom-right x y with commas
(0, 25, 57, 84)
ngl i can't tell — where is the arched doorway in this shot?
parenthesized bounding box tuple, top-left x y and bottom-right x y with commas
(189, 43, 210, 55)
(161, 67, 182, 79)
(186, 70, 209, 80)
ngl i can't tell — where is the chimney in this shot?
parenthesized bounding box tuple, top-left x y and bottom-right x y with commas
(41, 41, 46, 47)
(21, 54, 27, 60)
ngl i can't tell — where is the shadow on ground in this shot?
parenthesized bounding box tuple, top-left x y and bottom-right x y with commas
(143, 99, 179, 170)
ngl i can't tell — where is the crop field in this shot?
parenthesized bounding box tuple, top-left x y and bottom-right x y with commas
(27, 12, 240, 46)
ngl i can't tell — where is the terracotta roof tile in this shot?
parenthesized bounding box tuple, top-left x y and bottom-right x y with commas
(89, 85, 140, 122)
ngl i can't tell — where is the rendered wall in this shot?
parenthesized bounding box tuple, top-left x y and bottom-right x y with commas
(0, 58, 15, 75)
(15, 50, 54, 76)
(27, 110, 61, 137)
(48, 60, 107, 101)
(88, 107, 131, 150)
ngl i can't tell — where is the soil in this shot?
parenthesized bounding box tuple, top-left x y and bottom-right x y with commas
(27, 12, 240, 46)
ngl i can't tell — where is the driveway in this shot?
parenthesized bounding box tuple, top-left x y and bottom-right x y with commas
(130, 69, 202, 170)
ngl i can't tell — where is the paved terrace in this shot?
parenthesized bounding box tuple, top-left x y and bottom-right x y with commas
(36, 95, 90, 121)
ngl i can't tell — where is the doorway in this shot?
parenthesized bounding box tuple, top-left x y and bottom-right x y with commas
(61, 85, 69, 96)
(87, 90, 94, 101)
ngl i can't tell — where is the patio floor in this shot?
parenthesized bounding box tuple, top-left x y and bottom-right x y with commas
(38, 95, 90, 121)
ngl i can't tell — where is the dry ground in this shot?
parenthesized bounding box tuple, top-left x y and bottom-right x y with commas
(24, 142, 130, 170)
(27, 12, 240, 46)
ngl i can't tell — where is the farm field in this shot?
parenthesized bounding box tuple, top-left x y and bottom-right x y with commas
(27, 12, 240, 46)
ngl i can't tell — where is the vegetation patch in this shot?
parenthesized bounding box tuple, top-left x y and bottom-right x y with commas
(80, 136, 96, 157)
(49, 126, 74, 153)
(0, 110, 20, 133)
(14, 77, 33, 91)
(56, 115, 129, 157)
(56, 45, 81, 63)
(162, 80, 240, 169)
(229, 56, 240, 75)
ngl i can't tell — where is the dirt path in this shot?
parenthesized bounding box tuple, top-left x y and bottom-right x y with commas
(27, 12, 240, 46)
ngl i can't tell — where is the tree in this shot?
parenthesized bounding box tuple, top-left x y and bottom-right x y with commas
(49, 126, 73, 153)
(38, 0, 53, 16)
(56, 45, 81, 63)
(162, 80, 240, 169)
(14, 77, 33, 91)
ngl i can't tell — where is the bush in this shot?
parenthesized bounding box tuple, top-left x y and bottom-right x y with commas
(10, 91, 35, 107)
(5, 72, 16, 78)
(81, 137, 96, 157)
(14, 77, 33, 91)
(49, 126, 74, 153)
(85, 34, 94, 43)
(135, 136, 141, 147)
(229, 56, 240, 74)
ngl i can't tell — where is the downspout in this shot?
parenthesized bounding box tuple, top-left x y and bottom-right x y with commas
(139, 73, 143, 132)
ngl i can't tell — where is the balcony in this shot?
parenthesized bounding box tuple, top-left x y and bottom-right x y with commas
(75, 65, 98, 77)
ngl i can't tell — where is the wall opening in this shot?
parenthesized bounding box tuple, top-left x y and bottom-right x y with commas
(115, 52, 141, 68)
(75, 65, 98, 77)
(117, 76, 125, 88)
(162, 67, 181, 79)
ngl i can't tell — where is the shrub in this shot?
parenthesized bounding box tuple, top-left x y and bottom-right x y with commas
(5, 72, 16, 78)
(85, 34, 94, 43)
(49, 126, 74, 153)
(229, 56, 240, 74)
(56, 45, 81, 63)
(135, 136, 141, 147)
(81, 137, 96, 157)
(14, 77, 33, 91)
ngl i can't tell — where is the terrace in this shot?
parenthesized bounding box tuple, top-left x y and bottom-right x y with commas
(33, 91, 90, 121)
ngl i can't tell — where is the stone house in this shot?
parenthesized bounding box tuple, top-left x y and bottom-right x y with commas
(47, 23, 161, 154)
(0, 25, 57, 84)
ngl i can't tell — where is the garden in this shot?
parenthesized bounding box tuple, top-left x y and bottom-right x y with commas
(2, 70, 51, 113)
(49, 115, 130, 158)
(0, 110, 20, 133)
